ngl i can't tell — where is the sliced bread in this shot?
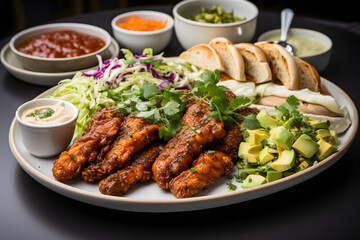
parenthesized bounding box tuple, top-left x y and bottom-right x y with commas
(295, 56, 321, 92)
(209, 38, 246, 81)
(234, 43, 273, 84)
(179, 44, 225, 71)
(255, 41, 300, 90)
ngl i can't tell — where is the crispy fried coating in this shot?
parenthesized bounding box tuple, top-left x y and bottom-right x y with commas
(99, 141, 164, 196)
(82, 115, 159, 182)
(52, 106, 123, 182)
(169, 151, 233, 198)
(152, 102, 226, 189)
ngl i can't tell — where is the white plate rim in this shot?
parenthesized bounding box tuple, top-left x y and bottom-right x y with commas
(8, 77, 358, 212)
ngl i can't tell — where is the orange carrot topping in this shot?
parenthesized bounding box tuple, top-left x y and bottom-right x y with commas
(117, 16, 168, 31)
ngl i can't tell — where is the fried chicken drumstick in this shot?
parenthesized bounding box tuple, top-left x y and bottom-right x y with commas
(52, 106, 123, 182)
(99, 141, 164, 196)
(82, 114, 159, 182)
(152, 102, 226, 189)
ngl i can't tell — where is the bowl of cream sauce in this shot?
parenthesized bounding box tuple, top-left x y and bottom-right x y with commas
(16, 98, 78, 157)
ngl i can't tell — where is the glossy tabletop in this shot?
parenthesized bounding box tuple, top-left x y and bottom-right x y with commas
(1, 5, 359, 240)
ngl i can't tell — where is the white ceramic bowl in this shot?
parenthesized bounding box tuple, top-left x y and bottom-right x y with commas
(16, 98, 78, 158)
(258, 28, 332, 72)
(10, 23, 111, 73)
(111, 11, 174, 54)
(173, 0, 258, 50)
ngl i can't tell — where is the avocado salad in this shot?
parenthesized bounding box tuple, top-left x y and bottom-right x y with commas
(227, 95, 339, 190)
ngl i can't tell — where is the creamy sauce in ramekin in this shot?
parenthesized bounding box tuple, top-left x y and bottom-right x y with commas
(21, 102, 73, 125)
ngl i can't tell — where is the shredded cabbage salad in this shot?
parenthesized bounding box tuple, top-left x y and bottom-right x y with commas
(48, 48, 202, 140)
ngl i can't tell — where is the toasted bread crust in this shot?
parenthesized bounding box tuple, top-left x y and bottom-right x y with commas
(295, 57, 321, 92)
(255, 41, 300, 90)
(209, 40, 246, 81)
(179, 44, 225, 71)
(235, 43, 272, 83)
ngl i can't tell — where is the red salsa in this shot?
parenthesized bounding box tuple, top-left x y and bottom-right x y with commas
(17, 30, 105, 58)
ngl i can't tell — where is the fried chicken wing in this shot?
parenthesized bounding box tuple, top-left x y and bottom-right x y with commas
(152, 102, 226, 189)
(98, 141, 164, 196)
(52, 106, 123, 182)
(169, 151, 233, 198)
(82, 115, 159, 182)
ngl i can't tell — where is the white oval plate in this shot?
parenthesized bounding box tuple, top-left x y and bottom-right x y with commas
(1, 38, 119, 86)
(9, 78, 358, 212)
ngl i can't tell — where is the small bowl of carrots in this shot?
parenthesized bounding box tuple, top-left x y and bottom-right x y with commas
(111, 10, 174, 54)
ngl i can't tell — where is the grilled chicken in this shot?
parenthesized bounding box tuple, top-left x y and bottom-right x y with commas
(99, 141, 164, 196)
(82, 114, 159, 182)
(168, 108, 259, 198)
(52, 106, 123, 182)
(152, 102, 226, 189)
(169, 151, 233, 198)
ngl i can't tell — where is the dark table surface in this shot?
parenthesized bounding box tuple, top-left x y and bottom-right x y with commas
(1, 5, 359, 240)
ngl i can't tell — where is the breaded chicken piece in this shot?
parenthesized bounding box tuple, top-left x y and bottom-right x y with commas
(82, 115, 159, 182)
(98, 141, 164, 196)
(52, 106, 123, 182)
(152, 102, 226, 189)
(169, 151, 233, 198)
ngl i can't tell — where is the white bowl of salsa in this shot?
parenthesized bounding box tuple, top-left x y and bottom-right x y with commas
(258, 28, 332, 72)
(15, 98, 78, 158)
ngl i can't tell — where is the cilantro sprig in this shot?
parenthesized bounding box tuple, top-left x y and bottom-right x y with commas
(113, 69, 257, 141)
(116, 82, 186, 141)
(190, 70, 257, 129)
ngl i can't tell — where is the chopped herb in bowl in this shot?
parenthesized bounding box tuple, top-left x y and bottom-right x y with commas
(189, 5, 246, 24)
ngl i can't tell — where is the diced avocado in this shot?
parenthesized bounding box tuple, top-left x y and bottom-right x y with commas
(330, 130, 340, 145)
(238, 142, 262, 164)
(316, 139, 337, 161)
(245, 129, 269, 145)
(268, 148, 278, 154)
(297, 161, 309, 171)
(242, 168, 258, 175)
(256, 109, 280, 128)
(239, 142, 263, 156)
(258, 146, 274, 165)
(241, 174, 266, 189)
(309, 119, 329, 129)
(246, 154, 259, 164)
(283, 117, 296, 129)
(292, 134, 320, 158)
(270, 126, 294, 150)
(266, 170, 283, 182)
(315, 129, 332, 140)
(271, 149, 295, 172)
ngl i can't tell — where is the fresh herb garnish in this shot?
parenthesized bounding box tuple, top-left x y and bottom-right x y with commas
(190, 168, 197, 173)
(115, 69, 256, 141)
(116, 82, 187, 141)
(226, 181, 237, 191)
(26, 108, 55, 120)
(190, 70, 257, 129)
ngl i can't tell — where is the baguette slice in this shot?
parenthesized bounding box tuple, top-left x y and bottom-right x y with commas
(255, 41, 300, 90)
(179, 44, 224, 71)
(234, 43, 272, 84)
(209, 38, 246, 81)
(295, 56, 321, 92)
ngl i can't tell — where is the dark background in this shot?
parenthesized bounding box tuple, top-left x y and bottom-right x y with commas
(3, 0, 360, 40)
